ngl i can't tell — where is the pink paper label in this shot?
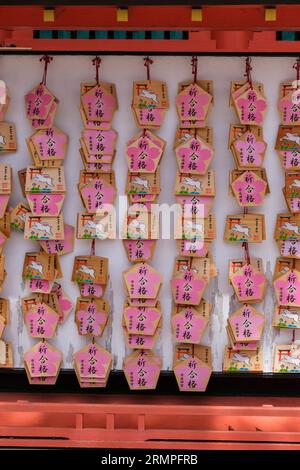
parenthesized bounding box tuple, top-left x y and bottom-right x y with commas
(76, 301, 107, 336)
(126, 136, 162, 172)
(32, 128, 68, 160)
(280, 150, 300, 170)
(81, 178, 116, 212)
(25, 303, 58, 338)
(279, 97, 300, 125)
(135, 108, 165, 127)
(29, 279, 53, 294)
(83, 129, 117, 155)
(82, 85, 116, 122)
(79, 282, 104, 298)
(84, 162, 112, 172)
(123, 239, 155, 262)
(85, 152, 114, 164)
(39, 224, 74, 255)
(125, 264, 161, 299)
(234, 132, 266, 167)
(176, 195, 212, 217)
(175, 357, 211, 391)
(124, 306, 160, 335)
(75, 343, 111, 379)
(229, 305, 264, 342)
(27, 193, 64, 216)
(25, 84, 53, 120)
(236, 89, 267, 125)
(126, 332, 157, 349)
(25, 341, 61, 377)
(171, 271, 206, 304)
(124, 353, 160, 389)
(31, 101, 57, 129)
(274, 270, 300, 306)
(231, 171, 266, 205)
(177, 138, 213, 174)
(231, 265, 266, 302)
(176, 85, 210, 121)
(280, 240, 300, 258)
(172, 309, 206, 343)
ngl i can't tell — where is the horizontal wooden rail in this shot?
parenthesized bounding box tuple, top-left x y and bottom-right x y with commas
(0, 394, 300, 449)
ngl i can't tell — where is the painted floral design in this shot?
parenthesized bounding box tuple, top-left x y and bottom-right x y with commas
(172, 310, 206, 343)
(27, 193, 64, 216)
(231, 265, 266, 301)
(25, 341, 61, 376)
(75, 344, 111, 378)
(25, 303, 58, 338)
(234, 132, 266, 167)
(279, 97, 300, 125)
(76, 303, 107, 336)
(126, 137, 161, 172)
(236, 90, 267, 125)
(174, 357, 211, 391)
(176, 85, 210, 121)
(82, 85, 116, 121)
(171, 271, 206, 304)
(25, 84, 53, 119)
(177, 138, 212, 174)
(274, 270, 300, 306)
(232, 171, 267, 205)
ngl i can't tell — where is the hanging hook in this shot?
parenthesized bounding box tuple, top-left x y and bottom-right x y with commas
(244, 57, 253, 90)
(191, 56, 198, 83)
(92, 56, 101, 85)
(144, 56, 153, 81)
(40, 55, 53, 86)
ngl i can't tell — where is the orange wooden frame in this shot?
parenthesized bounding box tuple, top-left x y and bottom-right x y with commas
(0, 394, 300, 449)
(0, 3, 300, 53)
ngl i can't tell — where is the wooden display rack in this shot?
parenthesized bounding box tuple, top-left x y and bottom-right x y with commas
(1, 0, 300, 449)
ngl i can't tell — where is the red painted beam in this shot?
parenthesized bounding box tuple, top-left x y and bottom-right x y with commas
(0, 394, 300, 449)
(0, 5, 298, 30)
(1, 31, 300, 54)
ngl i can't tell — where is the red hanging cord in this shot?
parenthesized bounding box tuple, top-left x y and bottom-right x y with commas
(242, 242, 251, 265)
(242, 207, 251, 265)
(244, 57, 253, 90)
(90, 238, 96, 256)
(293, 57, 300, 83)
(40, 55, 53, 86)
(191, 56, 198, 83)
(92, 56, 101, 85)
(144, 56, 153, 81)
